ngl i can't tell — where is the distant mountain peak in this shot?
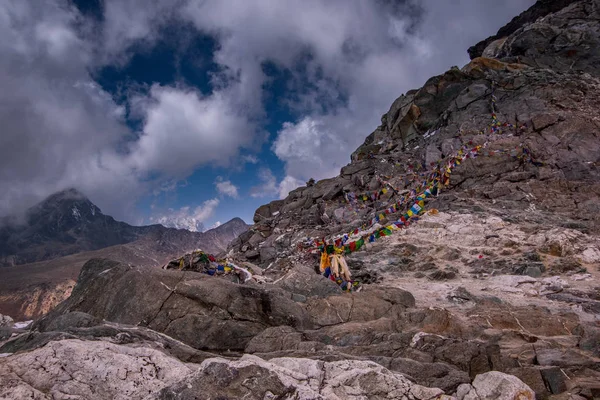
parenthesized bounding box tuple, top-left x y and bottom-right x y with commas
(1, 189, 250, 267)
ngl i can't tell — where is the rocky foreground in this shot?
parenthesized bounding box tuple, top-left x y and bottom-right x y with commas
(1, 0, 600, 399)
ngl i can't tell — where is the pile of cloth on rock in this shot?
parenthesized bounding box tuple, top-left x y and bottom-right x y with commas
(162, 250, 253, 284)
(319, 245, 361, 292)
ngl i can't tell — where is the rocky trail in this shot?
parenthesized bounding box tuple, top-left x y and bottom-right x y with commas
(1, 0, 600, 399)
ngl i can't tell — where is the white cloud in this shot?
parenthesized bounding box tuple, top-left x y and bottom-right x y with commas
(0, 0, 143, 220)
(215, 178, 239, 198)
(150, 198, 220, 232)
(100, 0, 180, 62)
(249, 168, 304, 199)
(249, 168, 278, 198)
(209, 221, 222, 229)
(130, 85, 257, 177)
(241, 154, 259, 164)
(273, 117, 342, 182)
(278, 175, 304, 199)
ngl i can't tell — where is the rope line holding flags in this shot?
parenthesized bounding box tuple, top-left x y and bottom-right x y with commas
(306, 81, 545, 291)
(162, 250, 255, 283)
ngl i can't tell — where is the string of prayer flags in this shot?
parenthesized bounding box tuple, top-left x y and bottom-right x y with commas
(307, 83, 544, 257)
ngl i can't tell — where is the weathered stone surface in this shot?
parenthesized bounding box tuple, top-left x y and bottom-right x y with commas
(535, 348, 598, 368)
(388, 357, 469, 392)
(0, 327, 11, 341)
(152, 355, 446, 400)
(462, 371, 535, 400)
(275, 266, 341, 299)
(425, 143, 443, 166)
(0, 339, 193, 400)
(245, 326, 304, 354)
(468, 0, 576, 59)
(0, 314, 13, 328)
(506, 367, 549, 399)
(253, 204, 271, 223)
(44, 311, 99, 332)
(540, 367, 568, 395)
(33, 259, 312, 352)
(455, 83, 489, 110)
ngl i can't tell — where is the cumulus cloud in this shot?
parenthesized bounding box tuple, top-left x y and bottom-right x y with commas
(0, 0, 259, 222)
(273, 118, 341, 182)
(149, 198, 220, 232)
(249, 168, 304, 199)
(278, 176, 305, 199)
(130, 85, 256, 176)
(249, 168, 278, 198)
(0, 0, 140, 220)
(215, 177, 239, 198)
(100, 0, 186, 62)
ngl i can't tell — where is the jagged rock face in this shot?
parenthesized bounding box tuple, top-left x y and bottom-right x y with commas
(29, 259, 415, 353)
(467, 0, 577, 60)
(153, 355, 448, 400)
(230, 0, 600, 270)
(0, 339, 194, 400)
(219, 1, 600, 398)
(0, 314, 13, 327)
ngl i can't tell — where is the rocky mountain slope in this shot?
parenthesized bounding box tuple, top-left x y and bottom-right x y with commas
(0, 192, 248, 320)
(0, 188, 248, 267)
(1, 1, 600, 399)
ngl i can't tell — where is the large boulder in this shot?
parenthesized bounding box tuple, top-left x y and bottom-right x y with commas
(468, 0, 577, 59)
(152, 355, 446, 400)
(0, 314, 13, 328)
(34, 259, 312, 352)
(460, 371, 535, 400)
(0, 339, 193, 400)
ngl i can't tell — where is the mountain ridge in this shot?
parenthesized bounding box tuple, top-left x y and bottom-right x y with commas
(0, 189, 248, 320)
(0, 188, 248, 267)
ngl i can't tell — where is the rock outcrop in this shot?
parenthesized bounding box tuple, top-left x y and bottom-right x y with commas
(230, 0, 600, 271)
(3, 341, 531, 400)
(0, 314, 12, 328)
(2, 254, 598, 398)
(0, 339, 194, 400)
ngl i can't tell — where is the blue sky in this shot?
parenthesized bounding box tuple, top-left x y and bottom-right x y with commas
(0, 0, 535, 230)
